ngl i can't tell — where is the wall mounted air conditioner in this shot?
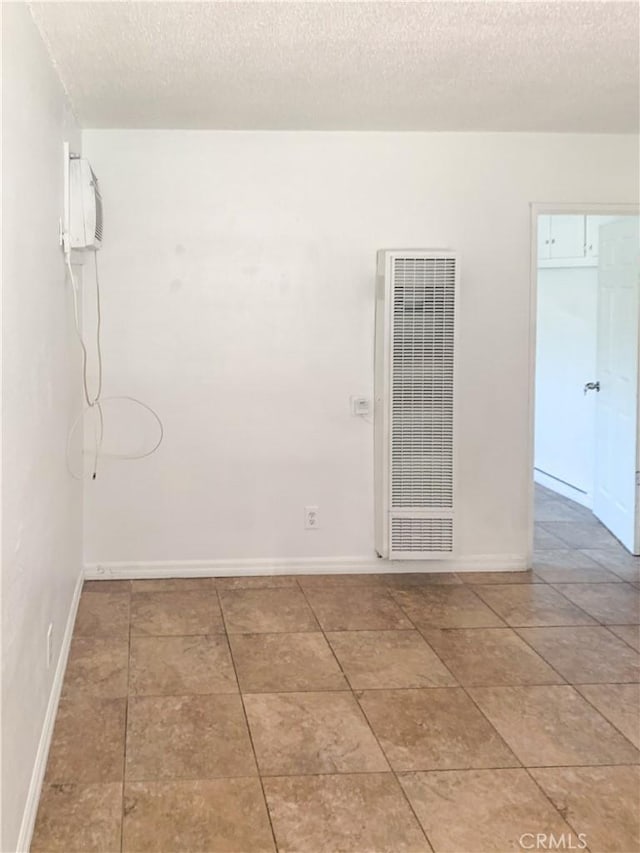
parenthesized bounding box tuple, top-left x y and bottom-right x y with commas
(69, 157, 103, 250)
(374, 250, 459, 559)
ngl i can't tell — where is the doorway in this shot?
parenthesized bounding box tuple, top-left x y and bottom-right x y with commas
(529, 206, 640, 557)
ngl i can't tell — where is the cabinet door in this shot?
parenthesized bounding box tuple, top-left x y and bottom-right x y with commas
(586, 215, 620, 259)
(549, 215, 585, 259)
(537, 215, 551, 260)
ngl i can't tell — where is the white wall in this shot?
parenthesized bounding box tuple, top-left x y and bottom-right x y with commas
(1, 4, 82, 850)
(81, 130, 639, 570)
(535, 264, 598, 503)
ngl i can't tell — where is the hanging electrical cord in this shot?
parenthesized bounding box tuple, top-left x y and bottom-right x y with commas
(66, 396, 164, 480)
(66, 250, 103, 407)
(66, 251, 103, 478)
(64, 249, 164, 481)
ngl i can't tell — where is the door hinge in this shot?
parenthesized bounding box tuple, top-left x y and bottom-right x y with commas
(636, 471, 640, 487)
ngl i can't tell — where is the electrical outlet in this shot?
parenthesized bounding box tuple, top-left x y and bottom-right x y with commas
(304, 505, 320, 530)
(46, 623, 54, 669)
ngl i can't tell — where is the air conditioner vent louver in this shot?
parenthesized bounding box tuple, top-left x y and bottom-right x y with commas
(375, 251, 458, 560)
(391, 517, 453, 553)
(93, 174, 103, 242)
(69, 158, 102, 250)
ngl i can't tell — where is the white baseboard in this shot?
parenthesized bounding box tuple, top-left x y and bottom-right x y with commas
(16, 570, 84, 853)
(84, 553, 528, 579)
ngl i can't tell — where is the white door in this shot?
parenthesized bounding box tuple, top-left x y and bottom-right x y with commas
(535, 266, 598, 504)
(593, 217, 640, 553)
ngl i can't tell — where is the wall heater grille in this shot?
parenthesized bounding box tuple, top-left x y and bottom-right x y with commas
(375, 250, 458, 559)
(390, 517, 454, 553)
(391, 257, 455, 510)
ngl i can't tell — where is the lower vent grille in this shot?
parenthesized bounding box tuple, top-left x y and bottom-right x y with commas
(390, 517, 453, 554)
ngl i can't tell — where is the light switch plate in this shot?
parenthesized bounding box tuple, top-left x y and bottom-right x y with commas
(350, 396, 371, 417)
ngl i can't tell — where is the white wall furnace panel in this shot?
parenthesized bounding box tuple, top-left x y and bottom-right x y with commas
(1, 5, 82, 851)
(81, 130, 638, 567)
(375, 251, 459, 559)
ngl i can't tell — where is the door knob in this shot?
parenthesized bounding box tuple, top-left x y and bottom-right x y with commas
(584, 381, 600, 395)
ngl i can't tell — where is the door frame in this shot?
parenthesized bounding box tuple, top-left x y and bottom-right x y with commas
(527, 202, 640, 565)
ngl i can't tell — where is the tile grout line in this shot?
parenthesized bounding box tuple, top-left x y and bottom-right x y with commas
(219, 581, 322, 634)
(468, 596, 640, 759)
(294, 580, 436, 851)
(534, 511, 639, 580)
(563, 686, 640, 756)
(349, 591, 536, 849)
(120, 674, 640, 702)
(98, 760, 640, 786)
(591, 564, 640, 583)
(120, 582, 133, 853)
(536, 518, 626, 550)
(603, 624, 640, 653)
(469, 583, 600, 629)
(225, 595, 281, 853)
(520, 764, 590, 845)
(388, 590, 532, 779)
(511, 624, 640, 683)
(419, 589, 532, 773)
(161, 580, 280, 848)
(295, 581, 358, 694)
(238, 695, 281, 852)
(571, 684, 640, 753)
(547, 580, 640, 627)
(259, 761, 638, 774)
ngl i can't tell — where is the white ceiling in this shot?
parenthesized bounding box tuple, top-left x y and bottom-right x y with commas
(29, 1, 639, 132)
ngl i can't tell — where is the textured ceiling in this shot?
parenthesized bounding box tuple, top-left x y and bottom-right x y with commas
(29, 1, 639, 131)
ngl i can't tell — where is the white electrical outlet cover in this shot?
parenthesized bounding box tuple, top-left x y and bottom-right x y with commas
(304, 505, 319, 529)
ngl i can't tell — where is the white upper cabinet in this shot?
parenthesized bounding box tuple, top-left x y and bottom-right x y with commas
(585, 215, 620, 259)
(548, 215, 585, 259)
(538, 215, 552, 259)
(538, 215, 617, 267)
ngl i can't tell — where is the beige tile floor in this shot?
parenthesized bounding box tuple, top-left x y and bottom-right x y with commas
(33, 486, 640, 852)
